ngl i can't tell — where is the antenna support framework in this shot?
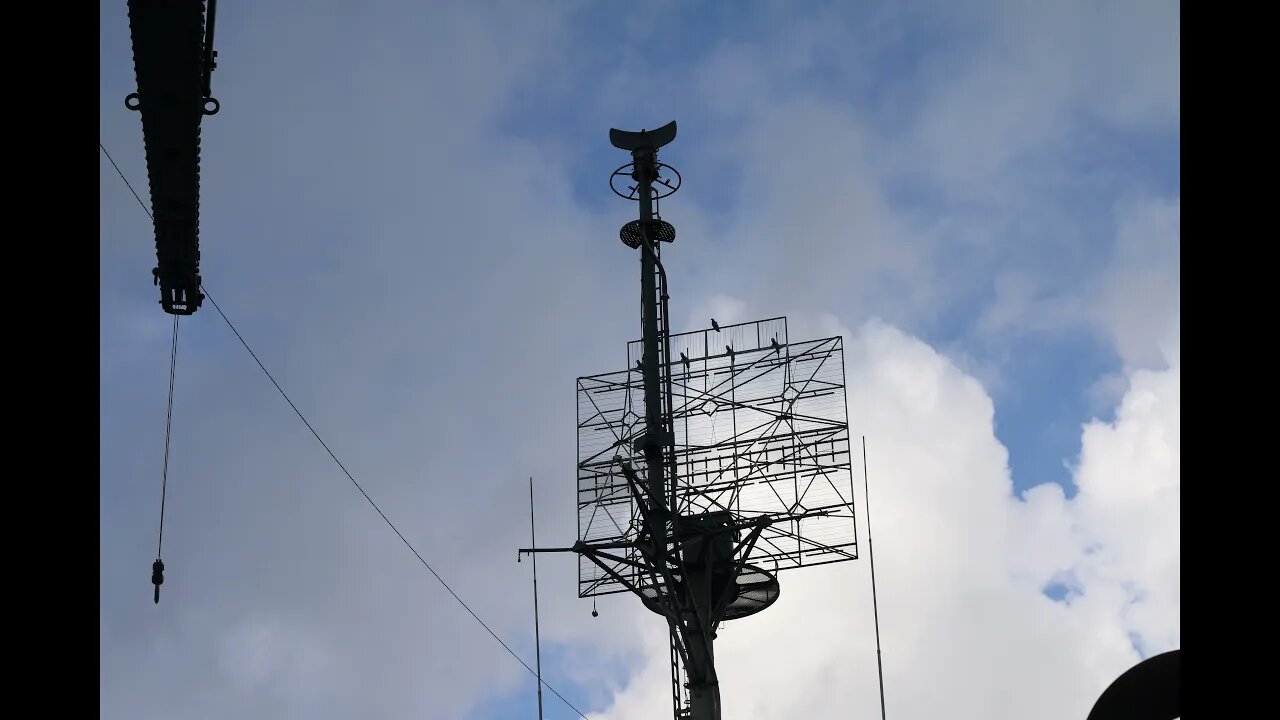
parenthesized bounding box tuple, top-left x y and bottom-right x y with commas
(522, 121, 858, 720)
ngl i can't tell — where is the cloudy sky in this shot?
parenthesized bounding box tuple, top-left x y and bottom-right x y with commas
(100, 1, 1179, 718)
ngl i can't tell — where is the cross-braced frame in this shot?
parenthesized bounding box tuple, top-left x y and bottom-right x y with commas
(576, 317, 858, 599)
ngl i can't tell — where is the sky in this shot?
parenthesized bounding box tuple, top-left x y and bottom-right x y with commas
(100, 1, 1179, 718)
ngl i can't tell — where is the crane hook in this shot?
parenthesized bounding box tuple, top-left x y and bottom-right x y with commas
(151, 558, 165, 604)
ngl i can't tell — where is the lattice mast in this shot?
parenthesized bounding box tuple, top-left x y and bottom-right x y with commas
(523, 121, 859, 720)
(624, 123, 674, 555)
(609, 122, 713, 717)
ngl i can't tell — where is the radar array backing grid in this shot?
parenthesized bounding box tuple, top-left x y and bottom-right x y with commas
(523, 121, 859, 720)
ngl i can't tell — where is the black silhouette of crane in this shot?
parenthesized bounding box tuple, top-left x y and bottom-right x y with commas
(126, 0, 220, 315)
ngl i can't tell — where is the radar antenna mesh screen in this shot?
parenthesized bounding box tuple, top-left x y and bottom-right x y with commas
(576, 317, 858, 598)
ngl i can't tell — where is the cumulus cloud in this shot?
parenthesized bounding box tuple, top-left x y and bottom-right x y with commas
(1094, 198, 1181, 372)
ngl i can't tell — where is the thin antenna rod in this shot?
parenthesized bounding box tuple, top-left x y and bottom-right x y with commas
(862, 436, 887, 720)
(529, 477, 545, 720)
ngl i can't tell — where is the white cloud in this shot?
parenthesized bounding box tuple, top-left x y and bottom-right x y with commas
(1095, 198, 1181, 371)
(220, 617, 338, 699)
(902, 0, 1179, 197)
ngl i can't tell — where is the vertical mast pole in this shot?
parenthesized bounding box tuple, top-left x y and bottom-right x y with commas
(634, 144, 667, 516)
(529, 477, 545, 720)
(863, 436, 887, 720)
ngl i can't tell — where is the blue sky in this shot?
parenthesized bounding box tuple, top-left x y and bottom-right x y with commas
(101, 2, 1178, 718)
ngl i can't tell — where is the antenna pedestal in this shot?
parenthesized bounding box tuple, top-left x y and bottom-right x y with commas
(685, 634, 720, 720)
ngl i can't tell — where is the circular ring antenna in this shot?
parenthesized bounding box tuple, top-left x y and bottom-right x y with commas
(620, 220, 676, 249)
(609, 162, 682, 201)
(638, 563, 780, 622)
(202, 97, 221, 116)
(125, 93, 142, 111)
